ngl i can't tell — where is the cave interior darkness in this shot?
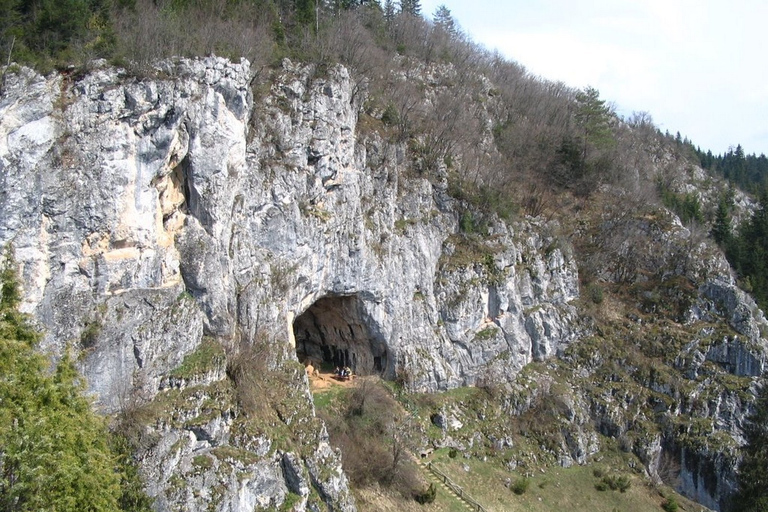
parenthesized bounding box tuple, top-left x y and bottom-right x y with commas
(293, 294, 388, 377)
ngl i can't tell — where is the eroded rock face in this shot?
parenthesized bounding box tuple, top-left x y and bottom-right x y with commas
(0, 57, 582, 511)
(3, 56, 765, 511)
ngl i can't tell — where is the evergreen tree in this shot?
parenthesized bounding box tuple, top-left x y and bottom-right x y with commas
(399, 0, 420, 16)
(0, 0, 114, 64)
(712, 194, 733, 247)
(695, 145, 768, 194)
(734, 382, 768, 511)
(556, 136, 586, 181)
(720, 191, 768, 311)
(0, 0, 21, 63)
(567, 86, 614, 187)
(730, 144, 747, 184)
(294, 0, 316, 28)
(574, 86, 614, 163)
(383, 0, 396, 21)
(679, 193, 704, 225)
(433, 4, 456, 34)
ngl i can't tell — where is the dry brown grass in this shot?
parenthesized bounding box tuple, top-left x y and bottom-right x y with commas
(319, 377, 425, 498)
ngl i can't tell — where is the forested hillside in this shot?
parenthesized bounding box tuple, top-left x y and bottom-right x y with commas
(2, 2, 768, 512)
(3, 0, 765, 200)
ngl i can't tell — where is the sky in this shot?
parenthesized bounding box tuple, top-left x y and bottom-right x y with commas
(419, 0, 768, 156)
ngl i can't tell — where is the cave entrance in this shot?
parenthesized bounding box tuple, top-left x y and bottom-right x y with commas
(293, 295, 388, 377)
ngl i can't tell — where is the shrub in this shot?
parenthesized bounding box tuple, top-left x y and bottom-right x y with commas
(448, 447, 458, 459)
(381, 103, 399, 126)
(662, 497, 679, 512)
(414, 483, 436, 504)
(80, 318, 103, 349)
(226, 339, 270, 417)
(346, 376, 395, 418)
(614, 475, 631, 492)
(320, 377, 415, 493)
(512, 477, 530, 495)
(596, 474, 631, 493)
(459, 210, 475, 233)
(587, 283, 604, 304)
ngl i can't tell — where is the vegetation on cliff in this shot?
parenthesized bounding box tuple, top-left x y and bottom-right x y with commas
(734, 382, 768, 511)
(714, 193, 768, 311)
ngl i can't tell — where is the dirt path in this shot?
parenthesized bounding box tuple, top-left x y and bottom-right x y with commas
(308, 370, 357, 391)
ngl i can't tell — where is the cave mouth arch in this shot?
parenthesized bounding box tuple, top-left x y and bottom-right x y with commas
(293, 294, 389, 377)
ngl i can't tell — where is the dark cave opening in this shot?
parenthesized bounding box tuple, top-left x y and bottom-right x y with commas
(293, 295, 388, 377)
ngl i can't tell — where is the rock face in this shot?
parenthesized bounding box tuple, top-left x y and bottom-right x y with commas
(0, 57, 582, 510)
(3, 56, 767, 511)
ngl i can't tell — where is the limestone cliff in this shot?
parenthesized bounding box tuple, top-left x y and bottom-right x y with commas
(0, 57, 581, 510)
(0, 57, 765, 511)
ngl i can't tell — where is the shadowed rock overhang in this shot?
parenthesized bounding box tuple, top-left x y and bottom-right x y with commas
(293, 294, 389, 377)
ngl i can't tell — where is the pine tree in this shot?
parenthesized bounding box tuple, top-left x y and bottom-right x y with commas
(0, 0, 21, 63)
(737, 192, 768, 305)
(399, 0, 421, 16)
(294, 0, 316, 27)
(556, 86, 615, 189)
(433, 4, 456, 34)
(712, 195, 733, 247)
(574, 86, 614, 170)
(383, 0, 396, 21)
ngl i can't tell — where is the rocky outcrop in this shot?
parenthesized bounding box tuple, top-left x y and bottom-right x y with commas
(3, 54, 766, 511)
(0, 57, 583, 510)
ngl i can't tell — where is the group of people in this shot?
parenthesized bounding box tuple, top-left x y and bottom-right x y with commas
(334, 366, 352, 380)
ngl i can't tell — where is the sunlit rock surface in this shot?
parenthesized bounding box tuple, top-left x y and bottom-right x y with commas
(1, 57, 766, 511)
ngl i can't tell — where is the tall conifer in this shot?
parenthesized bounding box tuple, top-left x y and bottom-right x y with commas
(399, 0, 421, 16)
